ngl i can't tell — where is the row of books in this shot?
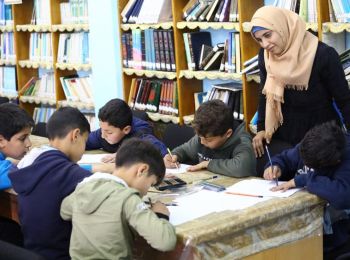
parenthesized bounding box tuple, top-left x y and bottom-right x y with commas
(128, 78, 178, 116)
(329, 0, 350, 23)
(184, 31, 241, 72)
(241, 55, 259, 75)
(121, 0, 172, 24)
(60, 0, 89, 24)
(20, 73, 55, 99)
(0, 0, 12, 26)
(0, 32, 15, 61)
(0, 66, 16, 97)
(57, 32, 89, 64)
(60, 75, 93, 104)
(206, 81, 243, 120)
(32, 0, 51, 25)
(271, 0, 317, 23)
(183, 0, 239, 22)
(33, 106, 56, 123)
(29, 33, 53, 63)
(121, 29, 175, 71)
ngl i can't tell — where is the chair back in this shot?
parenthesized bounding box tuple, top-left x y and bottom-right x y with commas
(162, 123, 195, 150)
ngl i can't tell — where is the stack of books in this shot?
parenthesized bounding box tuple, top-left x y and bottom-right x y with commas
(0, 67, 16, 98)
(182, 0, 239, 22)
(60, 0, 89, 24)
(33, 107, 56, 123)
(60, 75, 93, 104)
(20, 73, 55, 100)
(122, 29, 175, 71)
(31, 0, 51, 25)
(0, 32, 15, 61)
(270, 0, 317, 23)
(0, 1, 13, 26)
(241, 55, 259, 75)
(57, 32, 89, 64)
(121, 0, 172, 24)
(29, 33, 53, 63)
(128, 78, 178, 116)
(328, 0, 350, 23)
(340, 48, 350, 84)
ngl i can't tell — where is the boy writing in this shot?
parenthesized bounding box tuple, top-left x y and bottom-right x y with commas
(0, 103, 33, 246)
(164, 100, 256, 177)
(60, 138, 176, 259)
(9, 107, 113, 260)
(263, 121, 350, 256)
(86, 98, 167, 162)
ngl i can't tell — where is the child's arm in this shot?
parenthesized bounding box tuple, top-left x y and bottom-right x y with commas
(172, 136, 200, 164)
(0, 160, 13, 190)
(60, 194, 74, 221)
(85, 129, 103, 150)
(124, 195, 176, 252)
(294, 165, 350, 209)
(140, 134, 168, 157)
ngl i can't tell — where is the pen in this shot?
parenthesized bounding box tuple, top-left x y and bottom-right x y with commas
(165, 203, 178, 206)
(167, 148, 179, 169)
(265, 145, 278, 187)
(225, 191, 263, 198)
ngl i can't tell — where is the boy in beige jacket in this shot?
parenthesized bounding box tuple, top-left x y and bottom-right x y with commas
(60, 138, 176, 259)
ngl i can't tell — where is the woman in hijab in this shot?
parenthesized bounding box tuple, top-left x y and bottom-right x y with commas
(250, 6, 350, 175)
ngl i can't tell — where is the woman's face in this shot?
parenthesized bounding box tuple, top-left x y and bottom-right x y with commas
(253, 29, 284, 55)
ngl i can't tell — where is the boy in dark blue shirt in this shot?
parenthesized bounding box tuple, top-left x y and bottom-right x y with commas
(263, 121, 350, 257)
(9, 107, 112, 260)
(86, 98, 167, 162)
(0, 103, 33, 246)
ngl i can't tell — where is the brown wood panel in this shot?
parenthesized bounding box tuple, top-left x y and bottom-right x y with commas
(317, 0, 329, 42)
(12, 1, 33, 25)
(50, 0, 61, 24)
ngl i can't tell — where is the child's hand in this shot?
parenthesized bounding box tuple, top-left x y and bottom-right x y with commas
(92, 163, 115, 173)
(270, 179, 296, 192)
(263, 165, 281, 180)
(187, 161, 209, 172)
(102, 153, 116, 163)
(163, 154, 179, 169)
(151, 201, 170, 216)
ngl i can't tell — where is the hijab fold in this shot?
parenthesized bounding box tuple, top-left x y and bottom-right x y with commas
(251, 6, 318, 138)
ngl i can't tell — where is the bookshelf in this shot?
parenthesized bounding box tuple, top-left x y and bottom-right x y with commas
(117, 0, 264, 126)
(9, 0, 95, 126)
(117, 0, 350, 129)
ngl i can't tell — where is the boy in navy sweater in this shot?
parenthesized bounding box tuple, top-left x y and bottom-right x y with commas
(263, 121, 350, 255)
(0, 103, 33, 246)
(9, 107, 111, 260)
(86, 98, 167, 162)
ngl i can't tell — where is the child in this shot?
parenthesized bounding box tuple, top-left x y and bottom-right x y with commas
(164, 100, 256, 177)
(86, 98, 167, 162)
(60, 138, 177, 259)
(0, 103, 33, 246)
(9, 107, 112, 260)
(263, 121, 350, 257)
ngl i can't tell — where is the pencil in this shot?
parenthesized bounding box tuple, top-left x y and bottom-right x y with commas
(225, 191, 263, 198)
(265, 145, 278, 187)
(167, 148, 179, 169)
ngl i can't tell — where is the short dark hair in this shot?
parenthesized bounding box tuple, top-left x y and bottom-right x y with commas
(300, 121, 346, 169)
(115, 138, 165, 185)
(0, 103, 34, 140)
(47, 107, 90, 140)
(98, 99, 132, 129)
(192, 99, 233, 137)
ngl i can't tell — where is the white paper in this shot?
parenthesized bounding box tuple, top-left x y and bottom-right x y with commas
(78, 154, 110, 164)
(165, 164, 191, 175)
(169, 189, 270, 226)
(226, 179, 302, 198)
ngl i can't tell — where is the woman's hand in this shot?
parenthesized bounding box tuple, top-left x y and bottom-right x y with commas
(252, 131, 266, 158)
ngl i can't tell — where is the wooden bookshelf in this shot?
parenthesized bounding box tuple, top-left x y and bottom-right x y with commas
(11, 0, 94, 118)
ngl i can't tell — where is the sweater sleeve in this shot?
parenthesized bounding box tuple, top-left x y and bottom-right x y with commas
(207, 135, 256, 177)
(124, 195, 177, 252)
(86, 129, 103, 150)
(140, 133, 168, 157)
(0, 159, 12, 190)
(257, 48, 267, 132)
(172, 136, 200, 164)
(60, 194, 74, 221)
(268, 145, 301, 181)
(322, 46, 350, 128)
(294, 161, 350, 210)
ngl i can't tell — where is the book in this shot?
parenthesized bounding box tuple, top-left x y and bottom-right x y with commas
(203, 50, 224, 70)
(199, 42, 224, 69)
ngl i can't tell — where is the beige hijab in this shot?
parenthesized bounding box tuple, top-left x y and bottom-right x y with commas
(251, 6, 318, 139)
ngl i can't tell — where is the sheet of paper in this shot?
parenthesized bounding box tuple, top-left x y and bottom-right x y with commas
(78, 154, 110, 164)
(166, 164, 191, 175)
(168, 189, 270, 226)
(226, 179, 302, 198)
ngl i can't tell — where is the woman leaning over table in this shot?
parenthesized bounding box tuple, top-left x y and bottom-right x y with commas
(249, 6, 350, 176)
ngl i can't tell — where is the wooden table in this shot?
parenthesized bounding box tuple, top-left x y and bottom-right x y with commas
(0, 136, 325, 259)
